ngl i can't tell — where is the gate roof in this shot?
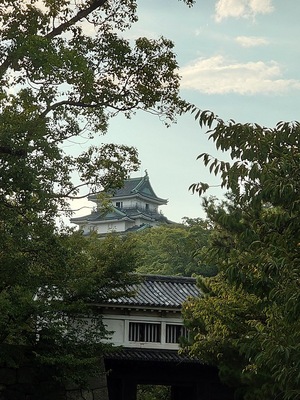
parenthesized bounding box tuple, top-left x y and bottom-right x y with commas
(106, 275, 200, 309)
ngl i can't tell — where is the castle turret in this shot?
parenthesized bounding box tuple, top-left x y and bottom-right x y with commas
(71, 173, 172, 235)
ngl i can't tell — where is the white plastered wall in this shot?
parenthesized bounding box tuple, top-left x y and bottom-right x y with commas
(102, 311, 184, 350)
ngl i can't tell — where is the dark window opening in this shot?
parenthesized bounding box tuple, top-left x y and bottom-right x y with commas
(165, 324, 188, 344)
(129, 322, 161, 342)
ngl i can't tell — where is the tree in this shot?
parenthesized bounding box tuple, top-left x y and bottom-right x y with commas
(134, 218, 216, 277)
(0, 230, 140, 384)
(0, 0, 193, 389)
(137, 384, 171, 400)
(182, 109, 300, 399)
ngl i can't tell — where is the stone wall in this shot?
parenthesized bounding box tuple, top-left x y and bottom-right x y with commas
(65, 369, 109, 400)
(0, 363, 109, 400)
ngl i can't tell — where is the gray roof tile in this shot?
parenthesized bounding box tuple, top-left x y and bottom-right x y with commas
(105, 348, 201, 363)
(110, 175, 167, 204)
(106, 275, 200, 309)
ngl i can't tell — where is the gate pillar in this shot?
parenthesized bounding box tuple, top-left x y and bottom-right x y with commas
(122, 380, 137, 400)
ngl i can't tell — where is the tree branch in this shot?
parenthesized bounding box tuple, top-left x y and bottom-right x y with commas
(40, 100, 100, 118)
(0, 146, 27, 158)
(40, 99, 139, 118)
(0, 0, 109, 77)
(45, 0, 109, 39)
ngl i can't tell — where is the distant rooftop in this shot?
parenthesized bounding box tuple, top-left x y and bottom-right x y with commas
(71, 172, 172, 233)
(89, 172, 168, 205)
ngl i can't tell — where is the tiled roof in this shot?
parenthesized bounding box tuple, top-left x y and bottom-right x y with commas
(124, 224, 150, 233)
(71, 208, 130, 223)
(125, 208, 171, 223)
(105, 348, 201, 364)
(110, 175, 167, 205)
(106, 275, 200, 309)
(112, 177, 144, 197)
(71, 174, 169, 226)
(71, 208, 172, 224)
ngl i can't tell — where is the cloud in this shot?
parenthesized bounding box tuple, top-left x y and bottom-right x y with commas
(235, 36, 269, 47)
(180, 55, 300, 95)
(215, 0, 274, 22)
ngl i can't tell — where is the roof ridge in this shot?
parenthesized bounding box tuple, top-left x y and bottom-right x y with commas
(141, 274, 196, 284)
(131, 175, 146, 193)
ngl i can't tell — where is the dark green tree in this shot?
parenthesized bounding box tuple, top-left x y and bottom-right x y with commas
(137, 385, 171, 400)
(183, 109, 300, 400)
(0, 230, 140, 384)
(0, 0, 193, 388)
(134, 219, 216, 277)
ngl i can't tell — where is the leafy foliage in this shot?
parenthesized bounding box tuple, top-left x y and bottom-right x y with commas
(0, 0, 192, 387)
(183, 109, 300, 400)
(134, 219, 216, 277)
(137, 385, 171, 400)
(0, 231, 139, 383)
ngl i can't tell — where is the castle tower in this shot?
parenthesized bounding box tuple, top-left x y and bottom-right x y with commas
(71, 172, 171, 235)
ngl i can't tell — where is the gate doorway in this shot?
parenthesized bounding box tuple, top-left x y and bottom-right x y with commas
(104, 349, 233, 400)
(137, 384, 171, 400)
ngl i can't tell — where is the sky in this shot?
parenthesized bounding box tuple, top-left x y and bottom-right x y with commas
(70, 0, 300, 225)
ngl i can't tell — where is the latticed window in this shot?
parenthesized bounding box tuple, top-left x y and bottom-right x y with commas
(165, 324, 188, 343)
(129, 322, 161, 342)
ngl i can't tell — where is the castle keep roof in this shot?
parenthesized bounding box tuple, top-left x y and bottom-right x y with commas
(89, 173, 168, 206)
